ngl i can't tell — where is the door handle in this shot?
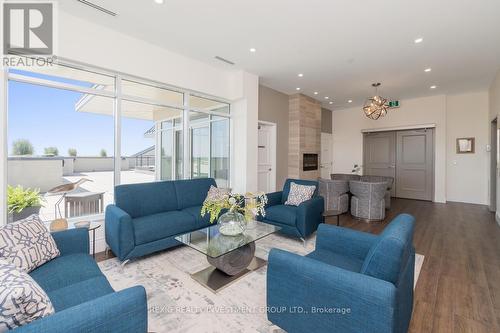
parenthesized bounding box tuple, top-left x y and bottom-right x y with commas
(388, 165, 396, 168)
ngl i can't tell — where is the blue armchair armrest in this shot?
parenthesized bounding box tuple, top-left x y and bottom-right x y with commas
(316, 224, 378, 261)
(51, 228, 89, 256)
(296, 196, 324, 238)
(105, 204, 135, 261)
(267, 249, 396, 333)
(266, 191, 283, 207)
(14, 286, 147, 333)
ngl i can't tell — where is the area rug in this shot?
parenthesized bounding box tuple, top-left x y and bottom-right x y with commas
(99, 233, 424, 333)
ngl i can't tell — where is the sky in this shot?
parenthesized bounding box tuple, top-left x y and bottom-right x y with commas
(8, 77, 154, 157)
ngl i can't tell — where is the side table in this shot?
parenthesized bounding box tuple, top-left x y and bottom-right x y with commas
(323, 210, 342, 226)
(47, 220, 102, 258)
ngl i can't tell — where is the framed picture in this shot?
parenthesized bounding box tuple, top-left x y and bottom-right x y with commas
(456, 137, 475, 154)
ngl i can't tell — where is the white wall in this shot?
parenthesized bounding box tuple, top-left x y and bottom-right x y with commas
(231, 72, 259, 193)
(333, 95, 447, 203)
(58, 11, 239, 101)
(446, 92, 489, 204)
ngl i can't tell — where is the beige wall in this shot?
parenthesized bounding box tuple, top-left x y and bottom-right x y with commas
(489, 70, 500, 220)
(333, 95, 447, 202)
(333, 92, 491, 204)
(258, 85, 289, 189)
(489, 70, 500, 121)
(446, 92, 489, 204)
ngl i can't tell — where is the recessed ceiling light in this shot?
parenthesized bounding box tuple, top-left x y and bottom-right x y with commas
(249, 48, 256, 53)
(154, 0, 164, 4)
(414, 37, 424, 44)
(298, 73, 304, 77)
(313, 92, 318, 95)
(324, 96, 329, 100)
(296, 87, 301, 91)
(348, 99, 353, 103)
(424, 68, 432, 72)
(430, 85, 437, 89)
(329, 101, 333, 105)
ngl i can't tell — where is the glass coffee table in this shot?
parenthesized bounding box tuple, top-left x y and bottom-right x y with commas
(175, 221, 281, 292)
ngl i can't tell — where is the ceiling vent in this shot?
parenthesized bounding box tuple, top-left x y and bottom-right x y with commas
(76, 0, 117, 17)
(214, 56, 235, 66)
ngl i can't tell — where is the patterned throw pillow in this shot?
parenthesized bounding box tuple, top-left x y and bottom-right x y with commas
(0, 259, 54, 332)
(0, 215, 60, 273)
(285, 182, 316, 206)
(204, 185, 230, 203)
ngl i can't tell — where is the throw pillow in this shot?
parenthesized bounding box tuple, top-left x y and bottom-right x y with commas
(204, 185, 230, 203)
(285, 182, 316, 206)
(0, 215, 60, 273)
(0, 259, 54, 332)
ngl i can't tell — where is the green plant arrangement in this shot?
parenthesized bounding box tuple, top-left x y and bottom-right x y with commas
(7, 185, 45, 214)
(202, 191, 267, 236)
(201, 192, 267, 224)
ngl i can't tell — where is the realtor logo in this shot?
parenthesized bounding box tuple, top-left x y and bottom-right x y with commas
(3, 2, 54, 55)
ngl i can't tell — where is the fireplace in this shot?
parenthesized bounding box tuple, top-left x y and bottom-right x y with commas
(303, 154, 319, 171)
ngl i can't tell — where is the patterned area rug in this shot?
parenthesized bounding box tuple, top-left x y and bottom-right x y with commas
(99, 233, 425, 333)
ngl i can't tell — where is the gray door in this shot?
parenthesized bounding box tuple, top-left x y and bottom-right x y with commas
(396, 129, 434, 200)
(363, 131, 396, 196)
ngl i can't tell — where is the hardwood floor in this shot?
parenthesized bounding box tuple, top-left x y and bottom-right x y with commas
(96, 198, 500, 332)
(324, 198, 500, 333)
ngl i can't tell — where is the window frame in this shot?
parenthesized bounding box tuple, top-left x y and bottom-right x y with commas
(2, 57, 231, 224)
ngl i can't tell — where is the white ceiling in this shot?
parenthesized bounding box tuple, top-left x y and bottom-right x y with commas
(59, 0, 500, 110)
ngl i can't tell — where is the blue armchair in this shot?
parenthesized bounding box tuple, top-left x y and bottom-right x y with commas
(260, 179, 324, 240)
(14, 228, 148, 332)
(267, 214, 416, 333)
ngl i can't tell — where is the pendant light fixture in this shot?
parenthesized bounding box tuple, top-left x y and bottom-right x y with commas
(363, 83, 389, 120)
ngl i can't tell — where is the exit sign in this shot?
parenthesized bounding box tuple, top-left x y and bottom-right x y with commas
(388, 100, 400, 108)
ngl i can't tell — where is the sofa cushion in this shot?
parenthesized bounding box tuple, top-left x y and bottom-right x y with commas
(0, 259, 54, 331)
(281, 179, 318, 204)
(182, 206, 211, 226)
(29, 254, 103, 292)
(47, 276, 114, 312)
(133, 211, 197, 245)
(115, 181, 178, 218)
(284, 182, 316, 206)
(306, 250, 364, 273)
(361, 214, 415, 284)
(265, 205, 297, 226)
(0, 214, 60, 273)
(174, 178, 217, 209)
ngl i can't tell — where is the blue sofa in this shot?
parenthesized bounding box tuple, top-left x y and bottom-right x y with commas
(260, 179, 324, 239)
(14, 228, 147, 332)
(267, 213, 416, 333)
(106, 178, 216, 262)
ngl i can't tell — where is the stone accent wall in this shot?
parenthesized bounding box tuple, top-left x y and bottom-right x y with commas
(288, 94, 322, 179)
